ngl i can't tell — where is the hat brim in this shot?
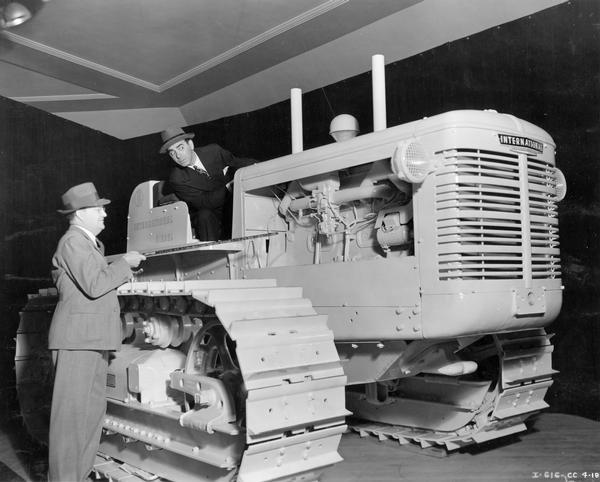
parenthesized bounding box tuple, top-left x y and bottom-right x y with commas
(160, 133, 195, 154)
(57, 198, 111, 214)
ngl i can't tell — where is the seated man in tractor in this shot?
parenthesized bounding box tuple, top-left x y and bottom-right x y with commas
(159, 127, 256, 241)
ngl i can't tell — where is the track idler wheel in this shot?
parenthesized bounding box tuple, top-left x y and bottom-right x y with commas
(184, 321, 245, 423)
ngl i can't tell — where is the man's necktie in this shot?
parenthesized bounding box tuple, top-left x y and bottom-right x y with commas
(95, 238, 104, 255)
(193, 166, 208, 176)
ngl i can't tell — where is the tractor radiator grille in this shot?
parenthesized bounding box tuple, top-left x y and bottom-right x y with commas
(527, 156, 561, 279)
(435, 148, 560, 281)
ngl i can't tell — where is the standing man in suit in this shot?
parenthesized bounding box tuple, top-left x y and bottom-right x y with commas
(48, 182, 145, 482)
(159, 127, 256, 241)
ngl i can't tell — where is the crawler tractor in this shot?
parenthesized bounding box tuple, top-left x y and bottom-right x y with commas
(16, 56, 565, 481)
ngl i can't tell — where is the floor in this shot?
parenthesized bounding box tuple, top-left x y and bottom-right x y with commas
(0, 413, 598, 482)
(324, 413, 600, 482)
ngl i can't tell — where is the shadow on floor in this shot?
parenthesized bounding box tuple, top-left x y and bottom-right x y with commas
(1, 416, 47, 482)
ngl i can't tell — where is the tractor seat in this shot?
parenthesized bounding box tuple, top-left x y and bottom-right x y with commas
(153, 180, 180, 207)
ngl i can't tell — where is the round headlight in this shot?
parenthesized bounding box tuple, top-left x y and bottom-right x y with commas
(554, 167, 567, 202)
(391, 140, 433, 183)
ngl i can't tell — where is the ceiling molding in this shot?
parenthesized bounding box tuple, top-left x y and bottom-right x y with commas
(160, 0, 349, 90)
(3, 0, 349, 95)
(3, 31, 161, 92)
(10, 93, 117, 103)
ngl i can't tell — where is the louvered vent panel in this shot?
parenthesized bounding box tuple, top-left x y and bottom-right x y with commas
(527, 157, 561, 279)
(435, 149, 524, 281)
(434, 149, 561, 281)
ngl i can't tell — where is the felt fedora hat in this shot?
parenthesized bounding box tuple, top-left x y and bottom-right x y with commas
(159, 127, 195, 154)
(57, 182, 111, 214)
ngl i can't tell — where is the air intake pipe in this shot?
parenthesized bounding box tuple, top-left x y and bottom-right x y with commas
(291, 87, 303, 153)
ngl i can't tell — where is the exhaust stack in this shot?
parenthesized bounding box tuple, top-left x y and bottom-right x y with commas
(372, 54, 387, 132)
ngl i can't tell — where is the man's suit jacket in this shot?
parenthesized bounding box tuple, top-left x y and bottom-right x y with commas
(48, 226, 132, 351)
(168, 144, 255, 212)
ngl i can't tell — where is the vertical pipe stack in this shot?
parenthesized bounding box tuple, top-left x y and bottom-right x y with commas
(372, 54, 387, 132)
(291, 88, 303, 153)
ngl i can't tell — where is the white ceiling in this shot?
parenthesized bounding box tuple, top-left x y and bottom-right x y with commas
(0, 0, 565, 139)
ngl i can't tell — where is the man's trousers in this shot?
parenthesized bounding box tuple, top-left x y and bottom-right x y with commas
(49, 349, 108, 482)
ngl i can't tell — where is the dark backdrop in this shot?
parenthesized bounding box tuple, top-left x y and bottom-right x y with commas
(0, 0, 597, 421)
